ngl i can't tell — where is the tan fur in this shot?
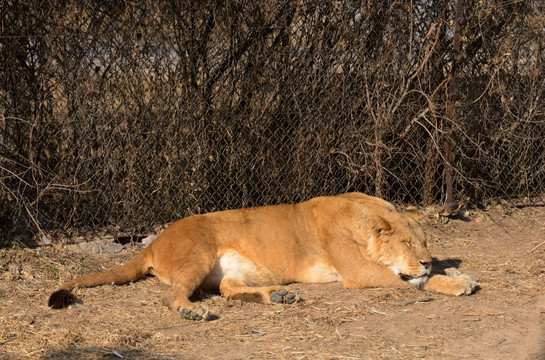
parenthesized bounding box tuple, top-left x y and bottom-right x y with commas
(49, 193, 478, 320)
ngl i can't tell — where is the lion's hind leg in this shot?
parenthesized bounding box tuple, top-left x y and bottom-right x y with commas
(162, 287, 210, 321)
(159, 265, 214, 321)
(219, 278, 298, 305)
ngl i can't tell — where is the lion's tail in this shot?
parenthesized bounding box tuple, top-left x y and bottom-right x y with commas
(48, 248, 151, 309)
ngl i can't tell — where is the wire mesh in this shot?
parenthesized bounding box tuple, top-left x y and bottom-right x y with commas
(1, 0, 544, 238)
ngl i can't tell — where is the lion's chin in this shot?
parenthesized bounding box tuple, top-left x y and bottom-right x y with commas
(400, 274, 429, 288)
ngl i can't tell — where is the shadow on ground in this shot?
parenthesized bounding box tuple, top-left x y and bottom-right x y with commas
(41, 347, 153, 360)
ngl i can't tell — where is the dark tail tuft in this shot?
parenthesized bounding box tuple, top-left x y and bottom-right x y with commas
(48, 289, 77, 309)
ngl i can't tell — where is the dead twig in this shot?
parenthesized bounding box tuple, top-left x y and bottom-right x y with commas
(0, 334, 16, 345)
(528, 240, 545, 253)
(454, 312, 502, 317)
(393, 297, 435, 306)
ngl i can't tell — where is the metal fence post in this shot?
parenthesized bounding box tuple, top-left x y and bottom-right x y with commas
(444, 0, 465, 215)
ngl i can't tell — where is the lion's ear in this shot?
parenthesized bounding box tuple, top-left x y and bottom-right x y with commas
(369, 217, 392, 237)
(403, 206, 420, 221)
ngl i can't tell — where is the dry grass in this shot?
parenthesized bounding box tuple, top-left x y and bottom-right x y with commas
(1, 207, 545, 359)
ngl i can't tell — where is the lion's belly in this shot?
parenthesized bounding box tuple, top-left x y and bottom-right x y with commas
(200, 251, 341, 290)
(298, 263, 341, 283)
(200, 251, 276, 289)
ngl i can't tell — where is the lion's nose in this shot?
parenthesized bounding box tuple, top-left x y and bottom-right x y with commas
(420, 261, 431, 269)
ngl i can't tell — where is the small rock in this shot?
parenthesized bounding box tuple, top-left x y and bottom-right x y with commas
(41, 235, 52, 245)
(142, 235, 159, 247)
(104, 243, 124, 254)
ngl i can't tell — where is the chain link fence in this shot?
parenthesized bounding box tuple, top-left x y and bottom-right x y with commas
(1, 0, 544, 240)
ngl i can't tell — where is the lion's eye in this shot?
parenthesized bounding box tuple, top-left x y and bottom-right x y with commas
(405, 242, 413, 248)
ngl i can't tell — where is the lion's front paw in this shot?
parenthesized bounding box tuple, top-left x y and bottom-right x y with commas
(424, 271, 478, 296)
(444, 267, 463, 278)
(452, 273, 479, 296)
(270, 289, 299, 304)
(179, 304, 210, 321)
(438, 267, 479, 295)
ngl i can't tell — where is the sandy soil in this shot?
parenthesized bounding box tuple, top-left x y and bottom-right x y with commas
(1, 206, 544, 359)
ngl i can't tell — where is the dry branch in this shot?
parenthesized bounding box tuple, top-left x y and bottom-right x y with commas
(528, 241, 545, 254)
(392, 297, 435, 306)
(1, 0, 544, 239)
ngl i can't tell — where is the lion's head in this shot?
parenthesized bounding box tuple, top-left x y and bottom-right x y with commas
(366, 208, 432, 287)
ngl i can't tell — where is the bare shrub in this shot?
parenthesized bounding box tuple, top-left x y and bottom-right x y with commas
(1, 0, 544, 238)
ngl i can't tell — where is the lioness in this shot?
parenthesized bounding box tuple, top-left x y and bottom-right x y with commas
(49, 193, 478, 321)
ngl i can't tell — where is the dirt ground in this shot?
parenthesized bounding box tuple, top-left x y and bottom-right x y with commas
(1, 206, 544, 359)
